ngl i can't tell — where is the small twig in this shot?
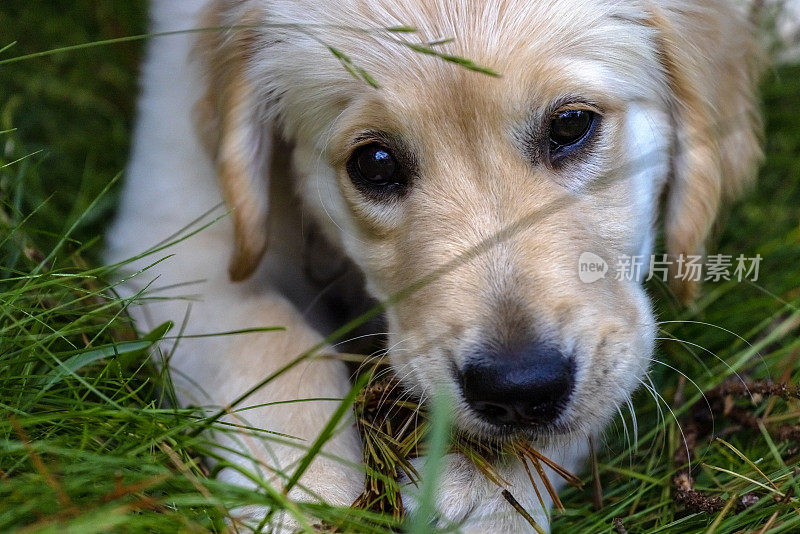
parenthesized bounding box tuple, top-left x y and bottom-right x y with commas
(521, 455, 547, 512)
(502, 490, 547, 534)
(764, 349, 800, 420)
(526, 452, 564, 511)
(523, 445, 583, 488)
(673, 471, 727, 514)
(674, 486, 727, 514)
(613, 517, 628, 534)
(711, 380, 799, 401)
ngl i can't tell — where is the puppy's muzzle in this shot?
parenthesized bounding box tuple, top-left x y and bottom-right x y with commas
(458, 341, 575, 428)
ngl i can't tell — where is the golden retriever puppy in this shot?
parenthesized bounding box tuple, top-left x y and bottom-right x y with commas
(107, 0, 764, 530)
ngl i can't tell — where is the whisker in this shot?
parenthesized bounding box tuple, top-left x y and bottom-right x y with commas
(374, 364, 416, 417)
(651, 358, 715, 438)
(352, 337, 414, 379)
(614, 404, 632, 459)
(635, 374, 666, 460)
(656, 329, 713, 376)
(657, 320, 755, 350)
(625, 397, 639, 453)
(657, 319, 773, 383)
(622, 400, 637, 468)
(333, 331, 397, 351)
(654, 336, 755, 402)
(638, 375, 691, 472)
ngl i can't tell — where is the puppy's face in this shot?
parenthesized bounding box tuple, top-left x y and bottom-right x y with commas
(285, 2, 666, 441)
(200, 0, 759, 442)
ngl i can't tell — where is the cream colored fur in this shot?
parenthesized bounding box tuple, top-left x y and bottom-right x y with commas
(107, 0, 778, 531)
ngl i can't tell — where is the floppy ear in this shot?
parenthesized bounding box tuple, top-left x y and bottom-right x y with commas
(647, 4, 763, 302)
(195, 1, 272, 281)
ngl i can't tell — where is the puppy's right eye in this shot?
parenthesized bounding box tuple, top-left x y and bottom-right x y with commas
(347, 143, 409, 195)
(545, 108, 600, 166)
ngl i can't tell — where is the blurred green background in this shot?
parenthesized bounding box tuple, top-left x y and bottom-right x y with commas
(0, 1, 147, 255)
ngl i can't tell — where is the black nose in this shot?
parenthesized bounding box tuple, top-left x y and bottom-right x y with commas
(459, 342, 575, 427)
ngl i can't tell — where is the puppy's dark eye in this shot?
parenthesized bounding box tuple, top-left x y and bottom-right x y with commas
(548, 109, 597, 161)
(347, 143, 409, 195)
(355, 145, 397, 183)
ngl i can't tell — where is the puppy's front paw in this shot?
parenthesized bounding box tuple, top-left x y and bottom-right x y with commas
(217, 453, 364, 532)
(401, 453, 551, 533)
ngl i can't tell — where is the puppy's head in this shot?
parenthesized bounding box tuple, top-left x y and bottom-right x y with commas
(197, 0, 761, 441)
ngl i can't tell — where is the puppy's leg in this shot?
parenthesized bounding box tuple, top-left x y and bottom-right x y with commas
(108, 230, 365, 516)
(200, 310, 365, 533)
(176, 291, 364, 504)
(403, 440, 587, 533)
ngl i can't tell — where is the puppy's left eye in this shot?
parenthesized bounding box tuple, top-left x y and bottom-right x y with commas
(353, 144, 398, 184)
(548, 109, 597, 162)
(347, 143, 410, 197)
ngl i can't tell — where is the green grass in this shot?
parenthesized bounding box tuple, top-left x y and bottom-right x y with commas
(1, 3, 799, 533)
